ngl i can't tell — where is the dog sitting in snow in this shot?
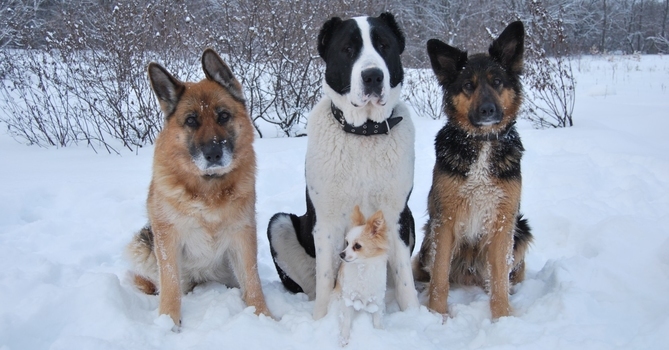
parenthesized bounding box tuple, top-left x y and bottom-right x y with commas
(266, 12, 419, 320)
(334, 206, 389, 346)
(125, 49, 270, 328)
(413, 21, 533, 319)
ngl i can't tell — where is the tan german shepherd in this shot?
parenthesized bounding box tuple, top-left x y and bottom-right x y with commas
(126, 49, 270, 328)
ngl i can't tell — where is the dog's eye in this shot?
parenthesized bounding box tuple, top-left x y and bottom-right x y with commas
(217, 110, 231, 125)
(184, 114, 199, 128)
(342, 46, 353, 57)
(463, 81, 475, 92)
(353, 243, 361, 251)
(492, 78, 502, 88)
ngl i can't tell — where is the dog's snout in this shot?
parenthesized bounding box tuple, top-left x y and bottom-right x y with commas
(361, 68, 384, 95)
(202, 142, 223, 163)
(339, 251, 346, 260)
(471, 101, 503, 126)
(479, 102, 497, 118)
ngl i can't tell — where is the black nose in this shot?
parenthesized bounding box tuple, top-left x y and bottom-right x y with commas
(479, 102, 497, 118)
(339, 252, 346, 260)
(361, 68, 384, 95)
(202, 142, 223, 164)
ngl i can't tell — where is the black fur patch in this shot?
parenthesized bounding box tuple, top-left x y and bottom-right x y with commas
(138, 225, 154, 251)
(513, 214, 532, 250)
(434, 122, 523, 180)
(399, 203, 415, 253)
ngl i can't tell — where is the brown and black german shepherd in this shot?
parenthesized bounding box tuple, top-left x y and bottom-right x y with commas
(413, 21, 533, 319)
(126, 49, 271, 328)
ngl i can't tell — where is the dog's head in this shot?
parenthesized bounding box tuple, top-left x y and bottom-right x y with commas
(318, 12, 405, 124)
(428, 21, 524, 136)
(148, 49, 254, 179)
(340, 206, 389, 263)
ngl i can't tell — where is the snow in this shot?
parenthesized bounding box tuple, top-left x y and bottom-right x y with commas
(1, 55, 669, 349)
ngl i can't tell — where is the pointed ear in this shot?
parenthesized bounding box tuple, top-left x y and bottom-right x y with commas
(367, 210, 386, 236)
(351, 205, 365, 227)
(378, 12, 405, 54)
(201, 48, 245, 103)
(147, 62, 185, 118)
(427, 39, 468, 86)
(489, 21, 524, 74)
(318, 16, 343, 60)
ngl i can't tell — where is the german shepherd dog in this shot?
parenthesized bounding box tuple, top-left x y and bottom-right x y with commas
(413, 21, 533, 319)
(126, 49, 270, 328)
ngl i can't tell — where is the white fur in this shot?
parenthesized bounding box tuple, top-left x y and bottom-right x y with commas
(458, 143, 505, 242)
(337, 254, 387, 346)
(268, 215, 317, 298)
(306, 95, 418, 319)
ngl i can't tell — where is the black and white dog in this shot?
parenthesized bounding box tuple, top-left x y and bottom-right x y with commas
(267, 12, 419, 320)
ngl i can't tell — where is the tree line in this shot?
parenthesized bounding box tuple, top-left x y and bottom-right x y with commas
(0, 0, 665, 151)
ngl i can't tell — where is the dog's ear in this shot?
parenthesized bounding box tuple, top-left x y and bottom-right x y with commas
(367, 210, 386, 237)
(351, 205, 365, 227)
(489, 21, 524, 75)
(201, 48, 246, 104)
(427, 39, 468, 86)
(318, 16, 343, 60)
(378, 12, 405, 54)
(147, 62, 185, 119)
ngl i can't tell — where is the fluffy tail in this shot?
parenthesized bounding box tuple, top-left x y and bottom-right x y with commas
(267, 213, 316, 297)
(510, 214, 533, 284)
(125, 225, 159, 294)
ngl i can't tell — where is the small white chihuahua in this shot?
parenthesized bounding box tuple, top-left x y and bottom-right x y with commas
(334, 205, 389, 346)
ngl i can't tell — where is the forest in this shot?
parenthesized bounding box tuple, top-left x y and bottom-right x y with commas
(0, 0, 667, 150)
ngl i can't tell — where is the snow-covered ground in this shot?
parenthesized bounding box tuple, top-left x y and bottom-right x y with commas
(1, 55, 668, 349)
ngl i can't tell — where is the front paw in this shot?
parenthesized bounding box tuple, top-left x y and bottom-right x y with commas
(154, 313, 181, 332)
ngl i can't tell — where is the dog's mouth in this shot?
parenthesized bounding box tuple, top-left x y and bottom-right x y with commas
(191, 143, 234, 178)
(352, 93, 386, 108)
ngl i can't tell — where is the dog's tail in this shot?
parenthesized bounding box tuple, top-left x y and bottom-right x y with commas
(125, 225, 159, 294)
(510, 214, 533, 284)
(267, 213, 316, 298)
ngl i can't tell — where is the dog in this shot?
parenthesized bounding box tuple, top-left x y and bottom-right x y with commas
(267, 12, 419, 320)
(125, 48, 271, 328)
(412, 21, 533, 320)
(334, 206, 388, 346)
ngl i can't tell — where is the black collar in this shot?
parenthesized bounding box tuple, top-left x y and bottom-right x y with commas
(331, 103, 403, 136)
(470, 121, 517, 141)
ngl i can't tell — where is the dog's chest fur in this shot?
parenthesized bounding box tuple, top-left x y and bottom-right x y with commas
(305, 98, 414, 219)
(339, 256, 387, 312)
(458, 143, 504, 241)
(150, 182, 250, 286)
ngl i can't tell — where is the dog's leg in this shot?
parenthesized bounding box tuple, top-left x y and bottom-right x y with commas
(372, 308, 384, 329)
(487, 220, 514, 319)
(313, 223, 339, 320)
(152, 222, 182, 327)
(426, 220, 455, 315)
(230, 224, 271, 317)
(389, 227, 420, 310)
(339, 303, 353, 346)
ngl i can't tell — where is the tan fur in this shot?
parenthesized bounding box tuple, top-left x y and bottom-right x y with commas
(126, 50, 270, 327)
(415, 146, 525, 319)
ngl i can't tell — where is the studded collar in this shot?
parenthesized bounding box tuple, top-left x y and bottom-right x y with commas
(331, 103, 403, 136)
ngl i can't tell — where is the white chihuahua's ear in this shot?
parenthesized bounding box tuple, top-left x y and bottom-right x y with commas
(368, 210, 386, 236)
(351, 205, 365, 226)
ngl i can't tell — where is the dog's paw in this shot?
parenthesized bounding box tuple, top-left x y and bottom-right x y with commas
(154, 313, 181, 332)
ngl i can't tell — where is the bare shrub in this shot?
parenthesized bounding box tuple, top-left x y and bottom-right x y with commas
(521, 0, 576, 128)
